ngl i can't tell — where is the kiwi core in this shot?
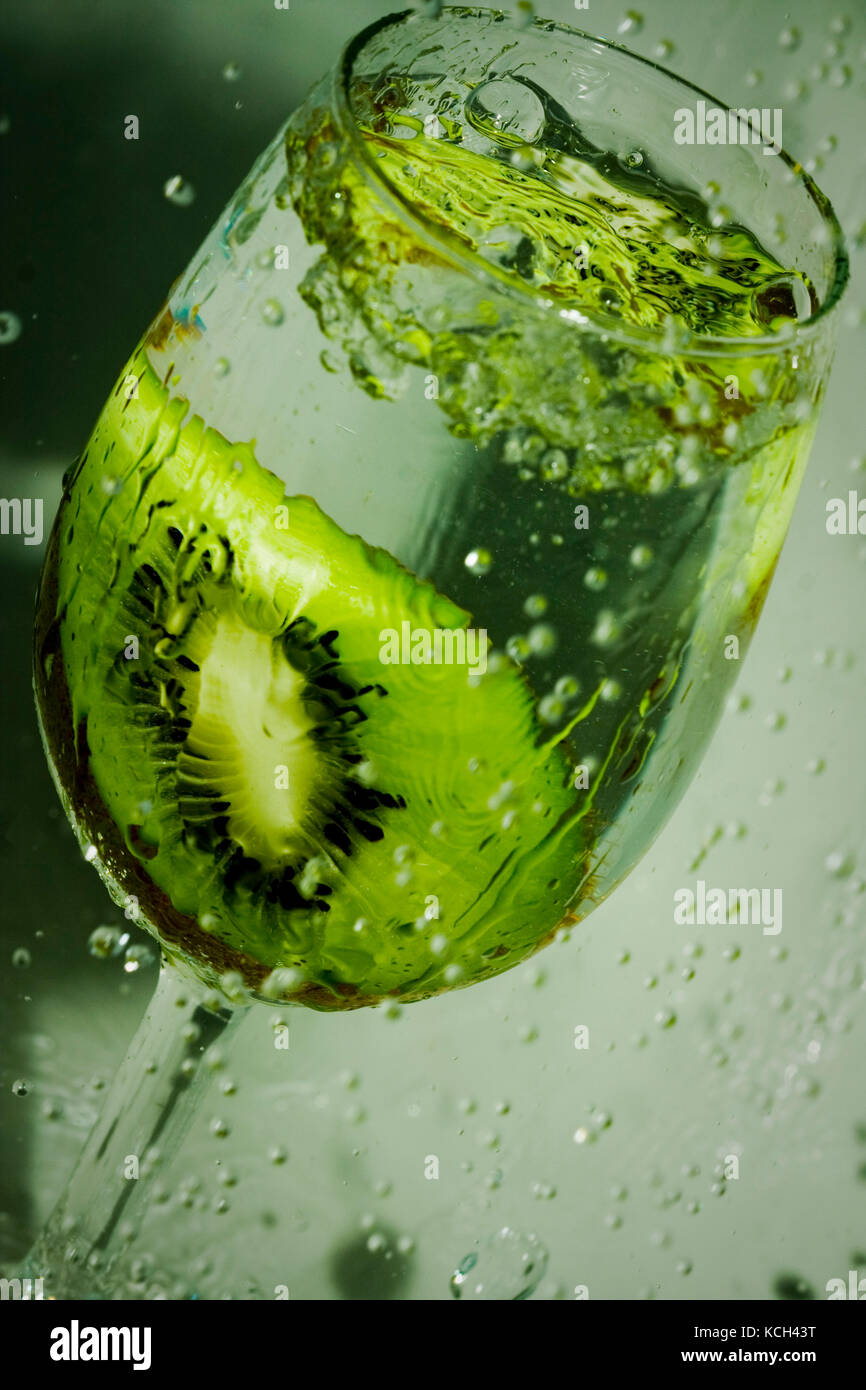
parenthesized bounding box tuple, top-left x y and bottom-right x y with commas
(180, 612, 320, 872)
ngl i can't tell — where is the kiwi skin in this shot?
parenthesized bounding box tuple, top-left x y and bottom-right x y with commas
(35, 342, 584, 1010)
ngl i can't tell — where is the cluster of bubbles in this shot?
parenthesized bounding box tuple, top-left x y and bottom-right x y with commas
(87, 925, 156, 974)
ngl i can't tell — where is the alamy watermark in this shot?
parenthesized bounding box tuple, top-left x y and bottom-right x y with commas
(674, 879, 782, 935)
(674, 101, 782, 157)
(0, 1276, 44, 1299)
(379, 622, 488, 675)
(49, 1321, 151, 1370)
(0, 497, 42, 545)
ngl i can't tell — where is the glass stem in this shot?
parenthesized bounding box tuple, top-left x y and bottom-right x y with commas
(22, 963, 245, 1299)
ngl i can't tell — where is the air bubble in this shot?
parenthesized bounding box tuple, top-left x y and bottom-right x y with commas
(584, 567, 607, 591)
(261, 967, 302, 999)
(528, 623, 557, 656)
(778, 27, 802, 52)
(541, 448, 569, 480)
(465, 547, 492, 576)
(88, 925, 123, 959)
(523, 594, 548, 618)
(506, 634, 530, 663)
(617, 10, 644, 35)
(554, 674, 580, 698)
(262, 298, 285, 326)
(222, 61, 241, 82)
(538, 694, 565, 725)
(163, 175, 196, 207)
(450, 1228, 548, 1300)
(825, 851, 855, 879)
(591, 610, 621, 647)
(464, 77, 546, 147)
(124, 944, 154, 974)
(511, 1, 535, 29)
(12, 947, 31, 968)
(0, 311, 22, 345)
(753, 275, 813, 325)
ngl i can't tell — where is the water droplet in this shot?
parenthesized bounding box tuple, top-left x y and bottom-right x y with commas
(450, 1228, 548, 1300)
(528, 623, 557, 656)
(262, 298, 285, 326)
(261, 967, 302, 1000)
(617, 10, 644, 35)
(584, 566, 608, 591)
(531, 1180, 557, 1200)
(88, 925, 123, 959)
(538, 693, 565, 725)
(465, 547, 492, 576)
(825, 850, 856, 879)
(541, 448, 569, 480)
(163, 175, 196, 207)
(12, 947, 31, 968)
(512, 0, 535, 29)
(0, 311, 22, 345)
(829, 64, 852, 87)
(554, 674, 580, 699)
(465, 77, 546, 147)
(591, 610, 621, 647)
(778, 27, 802, 52)
(124, 943, 154, 974)
(629, 544, 653, 570)
(222, 61, 241, 82)
(523, 594, 547, 619)
(654, 39, 675, 59)
(12, 1079, 29, 1097)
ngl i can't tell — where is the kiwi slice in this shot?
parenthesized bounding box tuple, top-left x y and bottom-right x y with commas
(35, 344, 584, 1009)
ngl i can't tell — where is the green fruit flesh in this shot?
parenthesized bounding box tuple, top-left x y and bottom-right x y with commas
(42, 345, 582, 1007)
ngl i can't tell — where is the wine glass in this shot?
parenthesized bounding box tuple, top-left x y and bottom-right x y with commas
(24, 6, 847, 1297)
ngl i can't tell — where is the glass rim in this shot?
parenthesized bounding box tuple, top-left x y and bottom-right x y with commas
(332, 5, 849, 361)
